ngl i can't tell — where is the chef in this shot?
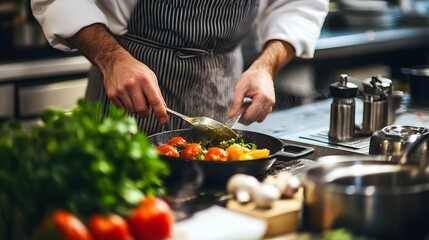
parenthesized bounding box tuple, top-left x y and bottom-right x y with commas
(31, 0, 328, 136)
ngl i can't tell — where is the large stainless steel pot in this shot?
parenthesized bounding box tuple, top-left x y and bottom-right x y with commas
(302, 131, 429, 238)
(302, 160, 429, 238)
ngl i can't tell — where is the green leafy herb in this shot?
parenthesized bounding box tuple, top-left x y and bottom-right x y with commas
(219, 138, 256, 150)
(0, 99, 169, 239)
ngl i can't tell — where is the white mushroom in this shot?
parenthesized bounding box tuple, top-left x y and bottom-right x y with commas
(282, 175, 301, 198)
(226, 174, 260, 204)
(252, 183, 281, 209)
(266, 172, 301, 198)
(262, 175, 277, 186)
(275, 172, 293, 193)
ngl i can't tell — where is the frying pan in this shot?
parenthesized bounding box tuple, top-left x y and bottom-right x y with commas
(147, 129, 314, 187)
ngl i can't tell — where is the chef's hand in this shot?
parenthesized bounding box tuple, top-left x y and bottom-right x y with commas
(68, 23, 168, 124)
(228, 40, 295, 125)
(230, 69, 275, 125)
(103, 53, 167, 122)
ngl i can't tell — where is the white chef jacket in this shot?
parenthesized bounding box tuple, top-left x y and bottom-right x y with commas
(31, 0, 328, 58)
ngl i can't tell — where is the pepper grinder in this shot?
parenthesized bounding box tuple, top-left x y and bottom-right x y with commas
(361, 75, 392, 135)
(328, 74, 358, 142)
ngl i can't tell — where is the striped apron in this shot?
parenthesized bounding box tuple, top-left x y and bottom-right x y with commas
(86, 0, 260, 136)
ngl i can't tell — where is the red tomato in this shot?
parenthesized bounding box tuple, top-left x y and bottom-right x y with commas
(156, 144, 180, 157)
(204, 147, 229, 161)
(89, 214, 132, 240)
(128, 197, 175, 240)
(180, 143, 203, 159)
(53, 210, 93, 240)
(167, 136, 188, 147)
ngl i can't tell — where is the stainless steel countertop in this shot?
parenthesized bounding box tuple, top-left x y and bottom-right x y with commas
(235, 97, 429, 157)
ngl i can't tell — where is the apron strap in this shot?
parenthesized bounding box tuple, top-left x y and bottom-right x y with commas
(118, 33, 212, 59)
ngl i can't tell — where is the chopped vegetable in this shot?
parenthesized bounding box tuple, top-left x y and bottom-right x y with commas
(157, 136, 266, 161)
(238, 149, 270, 160)
(180, 143, 204, 160)
(157, 144, 180, 158)
(225, 144, 250, 160)
(203, 147, 229, 161)
(166, 136, 188, 151)
(220, 138, 256, 150)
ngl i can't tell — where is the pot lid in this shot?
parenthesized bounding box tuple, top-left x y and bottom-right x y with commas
(382, 125, 429, 136)
(373, 125, 429, 142)
(304, 161, 429, 196)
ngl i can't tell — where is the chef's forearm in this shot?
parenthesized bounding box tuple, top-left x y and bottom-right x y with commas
(67, 23, 131, 73)
(251, 40, 295, 78)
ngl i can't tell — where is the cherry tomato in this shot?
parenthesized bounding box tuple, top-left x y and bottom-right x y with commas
(204, 147, 229, 161)
(167, 136, 188, 148)
(225, 144, 250, 160)
(34, 210, 92, 240)
(156, 144, 180, 157)
(180, 143, 203, 159)
(89, 214, 132, 240)
(128, 196, 175, 240)
(52, 210, 92, 240)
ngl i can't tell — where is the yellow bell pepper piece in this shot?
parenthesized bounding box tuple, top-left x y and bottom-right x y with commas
(238, 148, 270, 160)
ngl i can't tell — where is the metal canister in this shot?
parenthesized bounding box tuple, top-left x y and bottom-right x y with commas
(362, 75, 392, 135)
(328, 74, 358, 142)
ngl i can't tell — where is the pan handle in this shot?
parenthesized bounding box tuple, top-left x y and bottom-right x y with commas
(275, 144, 315, 160)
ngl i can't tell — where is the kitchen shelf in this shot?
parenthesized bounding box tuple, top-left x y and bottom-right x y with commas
(315, 26, 429, 59)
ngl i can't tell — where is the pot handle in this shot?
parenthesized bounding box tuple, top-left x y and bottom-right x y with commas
(275, 144, 314, 160)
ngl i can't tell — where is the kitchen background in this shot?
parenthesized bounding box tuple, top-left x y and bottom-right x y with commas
(1, 0, 429, 127)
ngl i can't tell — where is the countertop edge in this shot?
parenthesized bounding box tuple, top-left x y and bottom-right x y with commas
(0, 55, 91, 82)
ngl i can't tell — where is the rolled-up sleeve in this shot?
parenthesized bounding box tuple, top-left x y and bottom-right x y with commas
(257, 0, 329, 58)
(31, 0, 108, 51)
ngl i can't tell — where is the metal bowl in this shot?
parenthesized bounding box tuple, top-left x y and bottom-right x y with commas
(369, 125, 429, 166)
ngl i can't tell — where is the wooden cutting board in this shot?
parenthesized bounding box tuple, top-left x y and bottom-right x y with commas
(226, 188, 303, 238)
